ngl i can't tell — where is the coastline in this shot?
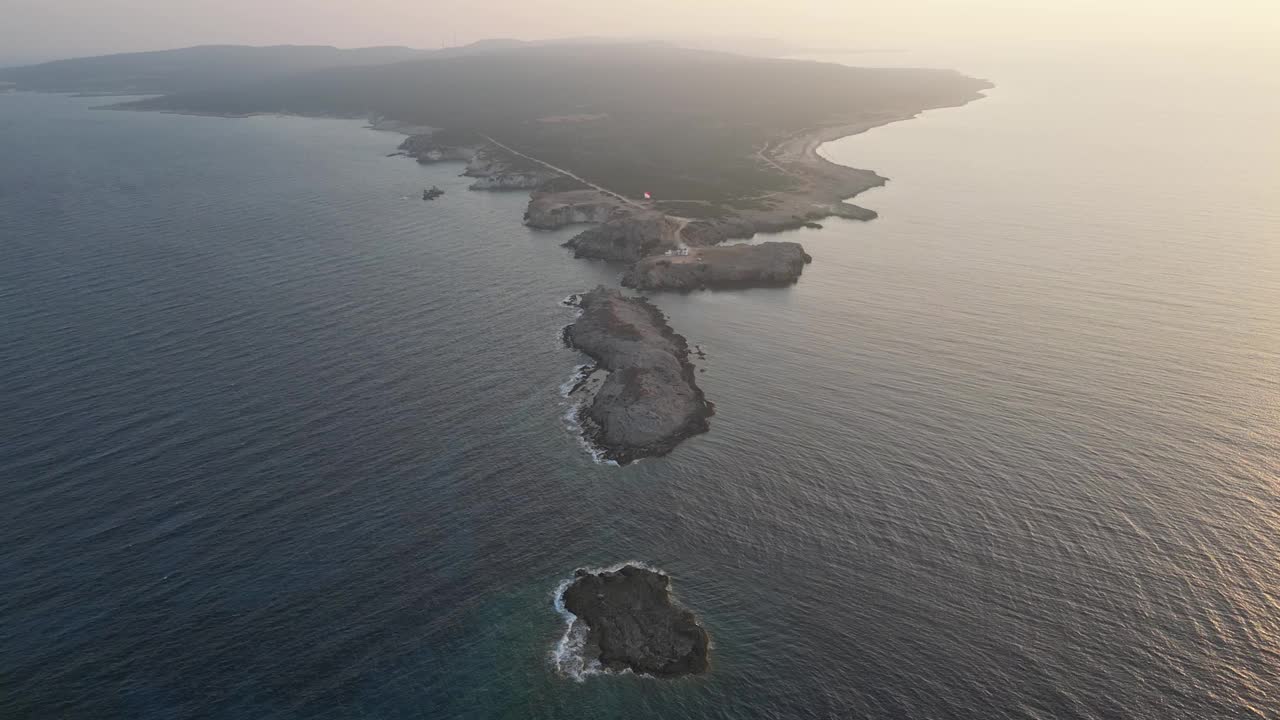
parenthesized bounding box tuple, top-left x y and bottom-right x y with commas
(90, 75, 990, 466)
(95, 77, 992, 249)
(551, 560, 667, 680)
(560, 289, 714, 466)
(556, 564, 711, 678)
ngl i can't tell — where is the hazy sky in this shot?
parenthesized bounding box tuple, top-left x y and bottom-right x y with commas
(3, 0, 1277, 63)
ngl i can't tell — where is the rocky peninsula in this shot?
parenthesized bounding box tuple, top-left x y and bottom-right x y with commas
(623, 242, 813, 291)
(388, 113, 910, 287)
(564, 211, 684, 262)
(398, 134, 557, 190)
(524, 189, 625, 229)
(559, 565, 710, 677)
(562, 287, 712, 464)
(77, 44, 989, 461)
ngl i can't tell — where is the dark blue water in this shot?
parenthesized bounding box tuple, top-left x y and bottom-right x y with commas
(2, 60, 1278, 720)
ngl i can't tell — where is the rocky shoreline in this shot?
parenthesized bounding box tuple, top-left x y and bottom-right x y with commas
(389, 110, 974, 464)
(398, 134, 557, 190)
(562, 287, 713, 465)
(389, 117, 901, 293)
(524, 189, 625, 229)
(558, 565, 710, 678)
(564, 211, 683, 263)
(623, 241, 813, 291)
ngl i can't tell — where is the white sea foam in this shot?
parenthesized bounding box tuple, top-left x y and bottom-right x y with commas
(569, 409, 619, 467)
(550, 561, 666, 681)
(558, 363, 620, 465)
(558, 294, 621, 465)
(558, 364, 594, 397)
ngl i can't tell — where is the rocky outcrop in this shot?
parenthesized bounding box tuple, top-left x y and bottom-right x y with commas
(560, 565, 710, 677)
(564, 212, 681, 262)
(748, 202, 877, 233)
(462, 148, 556, 190)
(468, 172, 550, 190)
(563, 287, 712, 464)
(675, 206, 868, 247)
(524, 190, 624, 229)
(622, 242, 813, 291)
(397, 134, 476, 163)
(461, 148, 502, 177)
(396, 137, 558, 189)
(682, 204, 874, 245)
(680, 217, 758, 246)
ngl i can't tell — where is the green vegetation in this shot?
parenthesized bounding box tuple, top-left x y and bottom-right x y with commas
(8, 44, 989, 203)
(655, 202, 733, 219)
(535, 176, 591, 193)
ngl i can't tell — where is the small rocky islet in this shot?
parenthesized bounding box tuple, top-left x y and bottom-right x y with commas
(560, 565, 710, 678)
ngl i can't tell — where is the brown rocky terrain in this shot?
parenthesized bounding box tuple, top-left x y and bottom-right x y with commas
(560, 565, 710, 677)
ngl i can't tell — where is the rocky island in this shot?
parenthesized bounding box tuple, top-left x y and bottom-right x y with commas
(564, 211, 683, 262)
(623, 241, 813, 291)
(559, 565, 710, 677)
(563, 287, 712, 464)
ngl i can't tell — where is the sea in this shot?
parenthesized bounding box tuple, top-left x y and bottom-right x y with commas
(1, 47, 1277, 719)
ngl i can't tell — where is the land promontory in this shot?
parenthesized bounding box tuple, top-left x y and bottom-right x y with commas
(96, 44, 988, 236)
(563, 287, 712, 464)
(623, 242, 813, 291)
(20, 42, 990, 458)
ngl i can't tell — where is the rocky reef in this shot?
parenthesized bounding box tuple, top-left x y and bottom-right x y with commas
(560, 565, 710, 677)
(623, 241, 813, 291)
(563, 212, 682, 262)
(563, 287, 712, 464)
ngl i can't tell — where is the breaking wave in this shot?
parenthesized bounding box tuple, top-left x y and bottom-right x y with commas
(549, 561, 666, 681)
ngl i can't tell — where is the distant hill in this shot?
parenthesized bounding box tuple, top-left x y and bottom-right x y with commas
(5, 42, 989, 204)
(0, 41, 654, 94)
(108, 44, 986, 200)
(0, 45, 433, 94)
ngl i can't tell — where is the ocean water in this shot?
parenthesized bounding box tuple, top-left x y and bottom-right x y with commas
(1, 49, 1278, 719)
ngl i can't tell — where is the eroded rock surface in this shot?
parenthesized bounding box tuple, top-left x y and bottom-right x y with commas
(563, 287, 711, 464)
(525, 189, 625, 229)
(560, 565, 710, 677)
(564, 212, 682, 262)
(397, 134, 477, 163)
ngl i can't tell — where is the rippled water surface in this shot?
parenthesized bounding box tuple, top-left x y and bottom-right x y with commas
(2, 51, 1278, 719)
